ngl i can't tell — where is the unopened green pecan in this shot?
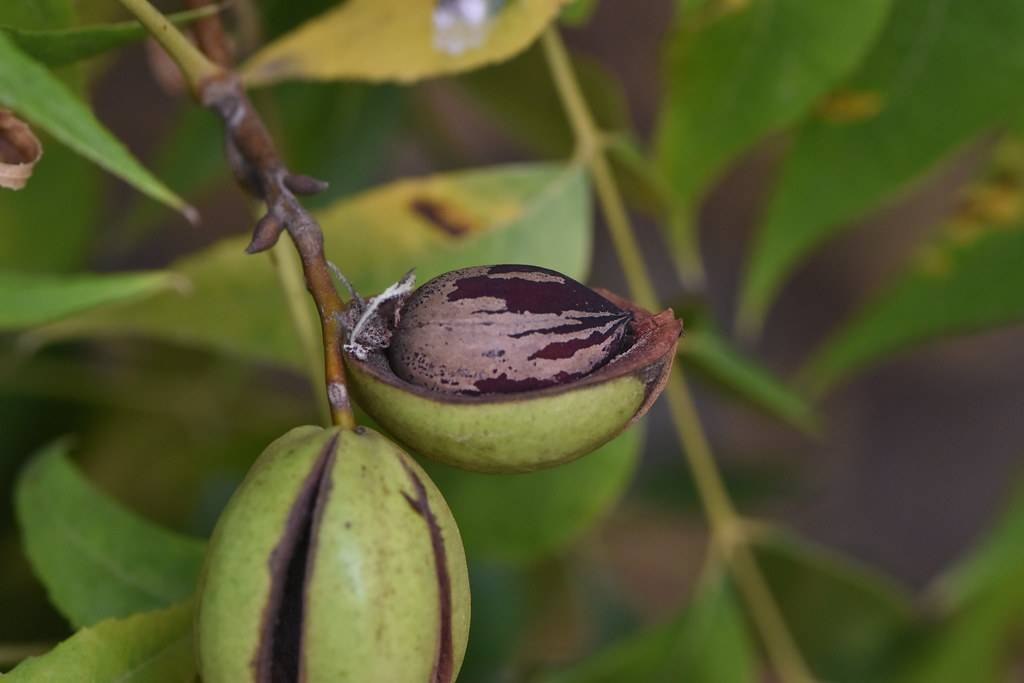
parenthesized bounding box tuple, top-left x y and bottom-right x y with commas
(196, 426, 471, 683)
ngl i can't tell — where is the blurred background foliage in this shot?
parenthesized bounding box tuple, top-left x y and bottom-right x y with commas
(2, 0, 1024, 680)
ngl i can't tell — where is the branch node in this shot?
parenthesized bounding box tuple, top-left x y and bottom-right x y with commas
(285, 174, 329, 196)
(126, 0, 355, 428)
(247, 212, 285, 253)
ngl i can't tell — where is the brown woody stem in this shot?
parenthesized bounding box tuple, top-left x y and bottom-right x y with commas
(118, 0, 355, 429)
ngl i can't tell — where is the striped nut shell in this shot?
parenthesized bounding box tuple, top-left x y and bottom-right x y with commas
(387, 265, 633, 394)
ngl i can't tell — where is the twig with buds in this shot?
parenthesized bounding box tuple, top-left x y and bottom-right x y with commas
(119, 0, 355, 428)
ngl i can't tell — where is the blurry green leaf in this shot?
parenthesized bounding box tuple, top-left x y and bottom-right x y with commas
(272, 82, 403, 206)
(603, 133, 674, 220)
(0, 2, 99, 273)
(112, 107, 227, 251)
(886, 470, 1024, 683)
(5, 600, 195, 682)
(458, 42, 631, 160)
(738, 0, 1024, 335)
(458, 562, 529, 681)
(241, 0, 563, 86)
(0, 1, 74, 31)
(119, 82, 401, 248)
(0, 270, 177, 331)
(0, 139, 102, 272)
(657, 0, 889, 286)
(256, 0, 341, 40)
(35, 163, 591, 368)
(422, 427, 640, 565)
(935, 472, 1024, 608)
(1, 347, 314, 536)
(635, 457, 799, 513)
(656, 0, 890, 206)
(1, 7, 218, 66)
(754, 532, 917, 681)
(885, 595, 1022, 683)
(543, 572, 754, 683)
(0, 32, 189, 214)
(560, 0, 599, 26)
(803, 219, 1024, 394)
(680, 320, 817, 433)
(676, 0, 716, 15)
(15, 440, 205, 627)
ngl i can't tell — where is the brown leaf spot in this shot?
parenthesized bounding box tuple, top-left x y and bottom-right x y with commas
(0, 110, 42, 191)
(816, 90, 884, 124)
(410, 196, 475, 237)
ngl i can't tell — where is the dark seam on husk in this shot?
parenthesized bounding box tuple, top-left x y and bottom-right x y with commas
(296, 435, 338, 683)
(395, 452, 455, 683)
(252, 432, 339, 683)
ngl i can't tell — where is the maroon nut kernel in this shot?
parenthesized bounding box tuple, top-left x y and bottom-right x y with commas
(386, 265, 633, 394)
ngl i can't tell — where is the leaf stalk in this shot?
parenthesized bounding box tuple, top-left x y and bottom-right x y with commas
(541, 27, 816, 683)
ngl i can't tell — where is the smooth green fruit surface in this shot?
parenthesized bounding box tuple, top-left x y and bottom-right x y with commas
(196, 426, 470, 683)
(349, 362, 645, 472)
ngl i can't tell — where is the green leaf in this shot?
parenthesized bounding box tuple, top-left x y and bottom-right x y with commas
(1, 7, 219, 66)
(458, 562, 529, 681)
(888, 470, 1024, 683)
(457, 46, 667, 242)
(0, 32, 189, 214)
(422, 427, 641, 565)
(33, 163, 591, 368)
(255, 0, 341, 40)
(934, 472, 1024, 609)
(0, 1, 74, 31)
(0, 140, 102, 273)
(656, 0, 890, 206)
(241, 0, 564, 86)
(457, 42, 631, 160)
(112, 107, 228, 252)
(270, 82, 404, 207)
(5, 600, 195, 682)
(680, 318, 817, 433)
(560, 0, 600, 26)
(738, 0, 1024, 335)
(803, 215, 1024, 394)
(0, 270, 179, 331)
(117, 82, 401, 249)
(885, 596, 1022, 683)
(543, 572, 754, 683)
(754, 532, 917, 681)
(656, 0, 890, 287)
(15, 440, 205, 627)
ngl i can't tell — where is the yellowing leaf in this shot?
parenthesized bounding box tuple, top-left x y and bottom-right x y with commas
(30, 163, 590, 368)
(241, 0, 565, 86)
